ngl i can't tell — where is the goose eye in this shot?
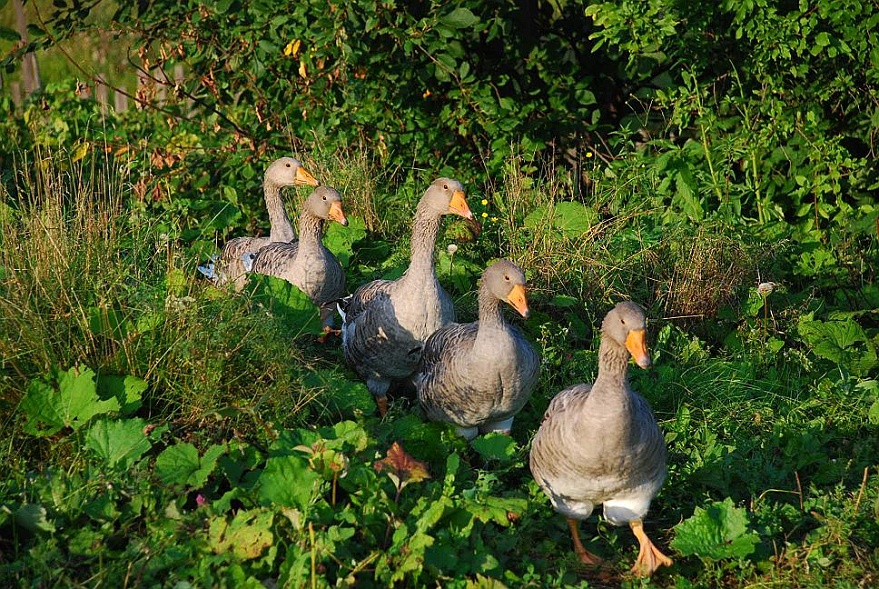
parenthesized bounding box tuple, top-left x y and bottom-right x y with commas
(322, 196, 327, 200)
(504, 274, 510, 281)
(285, 162, 291, 168)
(443, 183, 449, 190)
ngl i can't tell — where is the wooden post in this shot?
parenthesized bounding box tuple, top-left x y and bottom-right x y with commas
(13, 0, 42, 95)
(96, 74, 109, 114)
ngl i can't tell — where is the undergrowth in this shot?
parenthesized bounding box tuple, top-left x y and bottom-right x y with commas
(0, 150, 877, 588)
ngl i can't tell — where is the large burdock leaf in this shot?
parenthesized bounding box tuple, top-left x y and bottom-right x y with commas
(155, 442, 226, 487)
(671, 497, 760, 560)
(86, 418, 152, 470)
(258, 454, 322, 510)
(797, 314, 877, 375)
(208, 508, 274, 560)
(20, 365, 120, 436)
(374, 441, 431, 489)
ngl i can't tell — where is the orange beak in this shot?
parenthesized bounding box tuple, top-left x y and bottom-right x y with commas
(295, 166, 320, 186)
(506, 284, 530, 319)
(329, 201, 348, 226)
(625, 329, 652, 369)
(448, 189, 481, 237)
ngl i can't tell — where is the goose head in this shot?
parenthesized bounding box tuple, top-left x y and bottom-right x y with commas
(603, 301, 652, 369)
(306, 186, 348, 226)
(265, 157, 319, 188)
(485, 259, 530, 318)
(419, 178, 481, 237)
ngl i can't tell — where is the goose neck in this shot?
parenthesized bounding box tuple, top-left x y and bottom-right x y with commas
(477, 284, 505, 327)
(264, 182, 296, 242)
(594, 337, 631, 392)
(406, 209, 442, 277)
(297, 213, 323, 245)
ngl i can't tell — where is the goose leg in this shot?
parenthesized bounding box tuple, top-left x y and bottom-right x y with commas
(629, 518, 672, 577)
(366, 379, 391, 417)
(316, 325, 341, 343)
(568, 518, 602, 565)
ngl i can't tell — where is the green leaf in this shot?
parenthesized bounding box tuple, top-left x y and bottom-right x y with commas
(155, 443, 199, 486)
(324, 215, 367, 267)
(249, 274, 322, 334)
(440, 8, 478, 29)
(0, 26, 20, 42)
(868, 399, 879, 426)
(208, 508, 274, 559)
(671, 498, 760, 560)
(20, 366, 121, 436)
(96, 374, 146, 415)
(463, 495, 528, 528)
(470, 433, 517, 462)
(12, 504, 56, 534)
(258, 455, 321, 510)
(797, 316, 878, 375)
(155, 442, 226, 487)
(86, 418, 152, 470)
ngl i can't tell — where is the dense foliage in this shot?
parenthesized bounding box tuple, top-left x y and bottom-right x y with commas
(1, 0, 877, 587)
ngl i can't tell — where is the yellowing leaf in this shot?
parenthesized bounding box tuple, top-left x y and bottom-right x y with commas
(284, 39, 301, 57)
(298, 60, 308, 79)
(72, 140, 90, 162)
(208, 509, 274, 560)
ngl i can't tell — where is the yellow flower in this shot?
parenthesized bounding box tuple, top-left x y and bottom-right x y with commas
(586, 151, 593, 158)
(490, 216, 498, 223)
(481, 198, 488, 206)
(481, 212, 488, 218)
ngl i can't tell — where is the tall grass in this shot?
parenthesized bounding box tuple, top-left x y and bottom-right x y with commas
(0, 148, 331, 435)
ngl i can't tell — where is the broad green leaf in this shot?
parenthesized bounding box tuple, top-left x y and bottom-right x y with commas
(671, 497, 760, 560)
(155, 442, 226, 488)
(155, 443, 200, 486)
(470, 433, 517, 462)
(249, 274, 322, 334)
(797, 316, 878, 375)
(258, 454, 321, 510)
(208, 508, 274, 559)
(86, 418, 152, 470)
(95, 374, 146, 415)
(12, 504, 56, 533)
(440, 8, 478, 29)
(20, 366, 120, 436)
(324, 215, 367, 267)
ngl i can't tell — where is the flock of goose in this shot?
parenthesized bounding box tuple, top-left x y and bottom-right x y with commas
(198, 157, 673, 577)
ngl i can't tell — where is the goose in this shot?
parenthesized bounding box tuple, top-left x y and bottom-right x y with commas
(340, 177, 480, 416)
(197, 157, 319, 290)
(529, 301, 672, 577)
(415, 259, 540, 439)
(243, 186, 348, 339)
